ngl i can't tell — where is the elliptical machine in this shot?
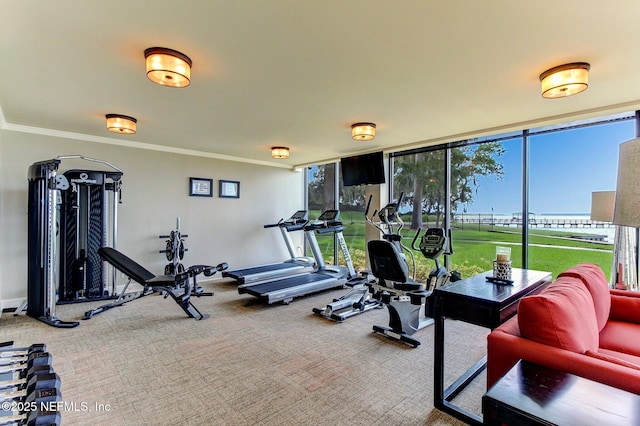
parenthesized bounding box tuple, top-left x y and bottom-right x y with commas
(366, 194, 454, 347)
(312, 198, 382, 322)
(411, 227, 456, 320)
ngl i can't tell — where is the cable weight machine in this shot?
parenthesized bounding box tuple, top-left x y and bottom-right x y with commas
(59, 167, 123, 302)
(26, 156, 123, 328)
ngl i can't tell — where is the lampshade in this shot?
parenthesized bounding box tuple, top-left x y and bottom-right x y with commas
(105, 114, 137, 134)
(539, 62, 590, 99)
(351, 123, 376, 141)
(613, 138, 640, 227)
(144, 47, 192, 88)
(590, 191, 615, 222)
(271, 146, 290, 159)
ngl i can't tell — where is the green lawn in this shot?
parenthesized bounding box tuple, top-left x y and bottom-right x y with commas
(317, 218, 613, 283)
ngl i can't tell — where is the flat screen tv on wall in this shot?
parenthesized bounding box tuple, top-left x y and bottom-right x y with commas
(340, 151, 386, 187)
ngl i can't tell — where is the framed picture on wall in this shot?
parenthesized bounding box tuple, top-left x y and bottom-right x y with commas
(219, 180, 240, 198)
(189, 177, 213, 197)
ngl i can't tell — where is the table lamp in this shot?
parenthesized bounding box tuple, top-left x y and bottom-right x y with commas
(591, 191, 617, 287)
(612, 138, 640, 291)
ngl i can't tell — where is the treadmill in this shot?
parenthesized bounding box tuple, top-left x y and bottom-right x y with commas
(237, 209, 356, 304)
(222, 210, 315, 284)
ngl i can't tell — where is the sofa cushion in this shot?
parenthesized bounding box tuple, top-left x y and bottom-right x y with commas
(559, 263, 611, 331)
(609, 289, 640, 324)
(518, 276, 599, 353)
(586, 349, 640, 370)
(599, 320, 640, 357)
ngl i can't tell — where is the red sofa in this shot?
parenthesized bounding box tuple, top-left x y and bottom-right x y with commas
(487, 263, 640, 394)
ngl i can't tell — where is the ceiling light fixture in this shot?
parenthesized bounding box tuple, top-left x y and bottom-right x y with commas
(271, 146, 290, 159)
(105, 114, 137, 134)
(539, 62, 590, 99)
(351, 122, 376, 141)
(144, 47, 192, 88)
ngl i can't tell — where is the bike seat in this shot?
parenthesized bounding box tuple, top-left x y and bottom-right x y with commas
(393, 282, 424, 292)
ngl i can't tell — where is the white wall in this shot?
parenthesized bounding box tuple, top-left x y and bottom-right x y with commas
(0, 130, 305, 309)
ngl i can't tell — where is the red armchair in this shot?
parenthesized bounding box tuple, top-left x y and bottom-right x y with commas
(487, 263, 640, 394)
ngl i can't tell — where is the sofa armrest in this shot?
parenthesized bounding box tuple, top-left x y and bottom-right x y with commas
(487, 328, 640, 394)
(609, 289, 640, 324)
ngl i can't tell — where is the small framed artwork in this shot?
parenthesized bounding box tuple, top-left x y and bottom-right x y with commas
(219, 180, 240, 199)
(189, 177, 213, 197)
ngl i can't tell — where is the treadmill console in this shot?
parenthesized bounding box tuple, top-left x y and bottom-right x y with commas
(287, 210, 309, 225)
(318, 209, 340, 222)
(305, 209, 342, 232)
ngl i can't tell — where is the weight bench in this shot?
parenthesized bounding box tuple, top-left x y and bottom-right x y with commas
(84, 247, 227, 321)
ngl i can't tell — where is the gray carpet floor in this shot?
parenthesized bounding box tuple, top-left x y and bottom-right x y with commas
(0, 277, 489, 425)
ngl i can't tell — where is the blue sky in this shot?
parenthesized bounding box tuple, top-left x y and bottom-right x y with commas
(464, 119, 635, 214)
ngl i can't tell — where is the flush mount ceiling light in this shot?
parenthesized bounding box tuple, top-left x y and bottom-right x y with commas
(105, 114, 137, 134)
(539, 62, 590, 99)
(144, 47, 192, 88)
(351, 122, 376, 141)
(271, 146, 290, 159)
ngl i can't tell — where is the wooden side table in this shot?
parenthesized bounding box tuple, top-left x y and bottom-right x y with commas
(433, 268, 552, 425)
(483, 359, 640, 425)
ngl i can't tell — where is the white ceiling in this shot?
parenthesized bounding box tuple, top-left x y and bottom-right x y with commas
(2, 1, 640, 170)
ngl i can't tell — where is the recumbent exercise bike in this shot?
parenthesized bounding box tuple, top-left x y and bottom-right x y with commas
(366, 194, 456, 347)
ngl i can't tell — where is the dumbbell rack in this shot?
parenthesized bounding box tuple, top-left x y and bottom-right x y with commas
(0, 341, 61, 425)
(159, 218, 188, 276)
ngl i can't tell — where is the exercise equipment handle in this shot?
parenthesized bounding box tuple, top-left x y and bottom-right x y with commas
(198, 262, 229, 277)
(365, 195, 373, 217)
(56, 155, 123, 173)
(177, 262, 228, 281)
(264, 218, 284, 229)
(411, 227, 422, 251)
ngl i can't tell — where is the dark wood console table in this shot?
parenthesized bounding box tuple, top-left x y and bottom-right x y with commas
(433, 268, 552, 425)
(483, 360, 640, 425)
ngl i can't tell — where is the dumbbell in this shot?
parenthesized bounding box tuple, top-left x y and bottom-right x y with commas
(0, 371, 60, 395)
(0, 346, 46, 359)
(0, 366, 55, 397)
(0, 408, 61, 425)
(0, 353, 52, 370)
(0, 387, 61, 405)
(0, 363, 53, 383)
(0, 388, 61, 422)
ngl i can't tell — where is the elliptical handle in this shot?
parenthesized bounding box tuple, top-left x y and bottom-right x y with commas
(411, 227, 422, 251)
(364, 195, 373, 217)
(396, 192, 405, 207)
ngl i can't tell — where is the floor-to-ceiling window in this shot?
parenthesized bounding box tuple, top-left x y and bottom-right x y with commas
(527, 118, 634, 278)
(306, 111, 635, 280)
(392, 150, 447, 282)
(306, 161, 379, 270)
(386, 112, 635, 280)
(307, 163, 338, 265)
(337, 166, 368, 271)
(447, 136, 524, 278)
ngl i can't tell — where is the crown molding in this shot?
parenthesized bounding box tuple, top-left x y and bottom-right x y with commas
(1, 121, 296, 170)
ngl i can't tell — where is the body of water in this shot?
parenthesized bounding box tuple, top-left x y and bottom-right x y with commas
(456, 213, 616, 243)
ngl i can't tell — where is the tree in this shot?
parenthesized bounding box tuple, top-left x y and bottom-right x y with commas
(393, 142, 505, 229)
(307, 166, 325, 210)
(307, 163, 342, 213)
(322, 163, 336, 212)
